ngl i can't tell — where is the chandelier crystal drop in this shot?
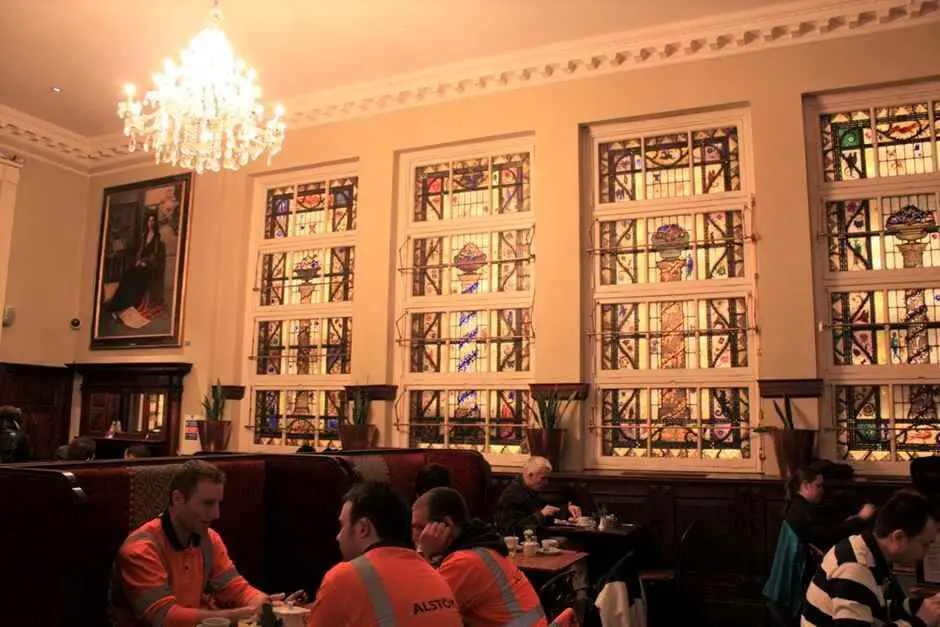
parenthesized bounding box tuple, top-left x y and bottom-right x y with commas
(117, 2, 285, 174)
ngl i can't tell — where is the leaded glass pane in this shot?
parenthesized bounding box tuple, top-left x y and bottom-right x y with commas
(831, 288, 940, 366)
(259, 246, 354, 305)
(410, 309, 532, 374)
(263, 177, 358, 239)
(826, 194, 940, 272)
(645, 133, 691, 199)
(692, 127, 741, 194)
(252, 388, 344, 449)
(874, 104, 934, 177)
(601, 387, 749, 459)
(598, 210, 745, 285)
(598, 138, 643, 203)
(820, 109, 875, 182)
(256, 317, 352, 375)
(836, 384, 940, 461)
(600, 298, 748, 370)
(411, 229, 533, 297)
(408, 389, 531, 454)
(413, 153, 530, 222)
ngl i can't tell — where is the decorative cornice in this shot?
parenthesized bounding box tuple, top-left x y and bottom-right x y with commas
(1, 0, 937, 174)
(0, 149, 24, 169)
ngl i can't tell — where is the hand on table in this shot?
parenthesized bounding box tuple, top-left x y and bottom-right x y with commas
(567, 503, 582, 521)
(541, 505, 561, 518)
(916, 593, 940, 627)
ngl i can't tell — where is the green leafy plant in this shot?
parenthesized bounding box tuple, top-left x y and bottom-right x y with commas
(533, 387, 580, 431)
(754, 396, 796, 432)
(346, 389, 370, 426)
(201, 379, 226, 422)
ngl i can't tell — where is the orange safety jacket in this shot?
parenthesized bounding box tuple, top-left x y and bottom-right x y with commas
(306, 545, 464, 626)
(109, 511, 261, 627)
(439, 547, 547, 627)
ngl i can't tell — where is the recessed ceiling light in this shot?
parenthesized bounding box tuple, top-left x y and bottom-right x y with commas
(50, 86, 62, 94)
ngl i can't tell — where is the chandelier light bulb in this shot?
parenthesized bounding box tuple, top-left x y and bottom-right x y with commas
(117, 2, 286, 173)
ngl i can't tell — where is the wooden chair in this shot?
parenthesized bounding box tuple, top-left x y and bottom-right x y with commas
(638, 521, 696, 623)
(539, 569, 579, 624)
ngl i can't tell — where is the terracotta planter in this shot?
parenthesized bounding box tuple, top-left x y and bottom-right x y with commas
(525, 428, 566, 470)
(339, 424, 378, 450)
(770, 428, 817, 478)
(196, 420, 232, 452)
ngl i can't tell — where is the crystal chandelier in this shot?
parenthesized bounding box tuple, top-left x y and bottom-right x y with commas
(118, 1, 285, 173)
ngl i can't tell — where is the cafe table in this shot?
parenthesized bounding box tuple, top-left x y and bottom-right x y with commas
(510, 548, 589, 574)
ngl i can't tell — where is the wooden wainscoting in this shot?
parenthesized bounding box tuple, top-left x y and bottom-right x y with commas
(490, 470, 908, 626)
(0, 362, 74, 459)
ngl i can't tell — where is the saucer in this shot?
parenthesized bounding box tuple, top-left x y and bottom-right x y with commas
(538, 547, 562, 555)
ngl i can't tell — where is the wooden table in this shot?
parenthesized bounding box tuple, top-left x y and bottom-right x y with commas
(545, 522, 640, 538)
(510, 549, 589, 574)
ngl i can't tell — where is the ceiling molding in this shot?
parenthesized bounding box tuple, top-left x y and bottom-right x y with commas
(2, 0, 938, 175)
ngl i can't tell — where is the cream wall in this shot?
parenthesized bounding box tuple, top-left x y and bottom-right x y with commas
(61, 22, 940, 465)
(0, 157, 89, 366)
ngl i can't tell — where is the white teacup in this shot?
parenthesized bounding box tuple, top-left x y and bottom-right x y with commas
(503, 536, 519, 551)
(273, 605, 311, 627)
(541, 539, 560, 552)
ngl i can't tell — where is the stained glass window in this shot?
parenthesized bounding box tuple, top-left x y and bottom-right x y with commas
(407, 389, 531, 454)
(259, 246, 354, 306)
(835, 384, 940, 461)
(598, 210, 745, 285)
(599, 298, 748, 370)
(600, 387, 750, 459)
(252, 388, 343, 449)
(414, 153, 530, 222)
(830, 288, 940, 366)
(599, 126, 740, 203)
(410, 308, 532, 374)
(412, 229, 533, 296)
(820, 103, 939, 182)
(256, 317, 352, 375)
(264, 177, 357, 239)
(826, 194, 940, 272)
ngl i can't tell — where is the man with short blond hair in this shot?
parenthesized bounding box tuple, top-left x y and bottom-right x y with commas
(110, 460, 274, 626)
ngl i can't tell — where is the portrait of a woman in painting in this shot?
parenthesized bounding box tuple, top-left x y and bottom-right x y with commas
(91, 173, 192, 349)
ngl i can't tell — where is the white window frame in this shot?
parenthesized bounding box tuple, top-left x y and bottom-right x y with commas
(806, 82, 940, 475)
(241, 163, 358, 453)
(586, 107, 760, 472)
(393, 137, 537, 467)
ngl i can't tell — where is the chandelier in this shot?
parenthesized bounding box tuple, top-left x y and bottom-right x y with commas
(117, 1, 285, 173)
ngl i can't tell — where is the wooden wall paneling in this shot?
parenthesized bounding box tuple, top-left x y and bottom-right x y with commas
(0, 362, 73, 459)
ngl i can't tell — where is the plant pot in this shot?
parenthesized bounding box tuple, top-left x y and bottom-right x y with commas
(770, 428, 817, 478)
(525, 427, 566, 470)
(339, 424, 378, 450)
(196, 420, 232, 452)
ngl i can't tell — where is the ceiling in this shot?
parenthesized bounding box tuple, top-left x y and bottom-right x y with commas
(0, 0, 798, 138)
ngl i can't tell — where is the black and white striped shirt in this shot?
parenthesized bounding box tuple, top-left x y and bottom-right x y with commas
(802, 532, 925, 627)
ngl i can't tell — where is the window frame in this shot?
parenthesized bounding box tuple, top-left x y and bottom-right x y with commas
(587, 107, 760, 472)
(807, 83, 940, 474)
(393, 138, 537, 467)
(242, 164, 358, 452)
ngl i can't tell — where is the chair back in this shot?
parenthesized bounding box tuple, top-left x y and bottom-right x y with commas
(539, 569, 578, 624)
(550, 607, 578, 627)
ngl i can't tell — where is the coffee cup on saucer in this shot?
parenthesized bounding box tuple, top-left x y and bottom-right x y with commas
(540, 539, 560, 553)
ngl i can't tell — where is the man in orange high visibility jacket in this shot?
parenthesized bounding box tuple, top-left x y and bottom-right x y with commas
(110, 460, 274, 627)
(414, 487, 547, 627)
(306, 481, 463, 627)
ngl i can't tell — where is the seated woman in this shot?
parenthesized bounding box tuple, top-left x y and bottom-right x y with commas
(107, 213, 166, 321)
(786, 464, 875, 553)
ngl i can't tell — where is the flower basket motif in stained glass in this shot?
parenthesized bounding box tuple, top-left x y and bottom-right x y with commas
(260, 247, 354, 306)
(885, 204, 938, 242)
(650, 224, 690, 260)
(293, 256, 321, 282)
(453, 241, 488, 293)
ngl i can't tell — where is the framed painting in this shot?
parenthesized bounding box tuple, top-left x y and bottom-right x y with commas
(91, 173, 193, 349)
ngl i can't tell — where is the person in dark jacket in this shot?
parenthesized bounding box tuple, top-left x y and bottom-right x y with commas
(786, 464, 875, 552)
(413, 487, 547, 627)
(493, 456, 580, 535)
(0, 405, 29, 462)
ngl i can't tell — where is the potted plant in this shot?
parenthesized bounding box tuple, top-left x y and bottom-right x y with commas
(757, 396, 817, 478)
(196, 379, 232, 452)
(526, 385, 581, 470)
(339, 388, 378, 450)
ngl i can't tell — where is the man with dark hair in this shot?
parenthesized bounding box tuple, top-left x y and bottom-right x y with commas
(110, 460, 275, 626)
(306, 481, 463, 626)
(803, 490, 940, 626)
(413, 487, 546, 627)
(124, 445, 152, 460)
(66, 436, 96, 461)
